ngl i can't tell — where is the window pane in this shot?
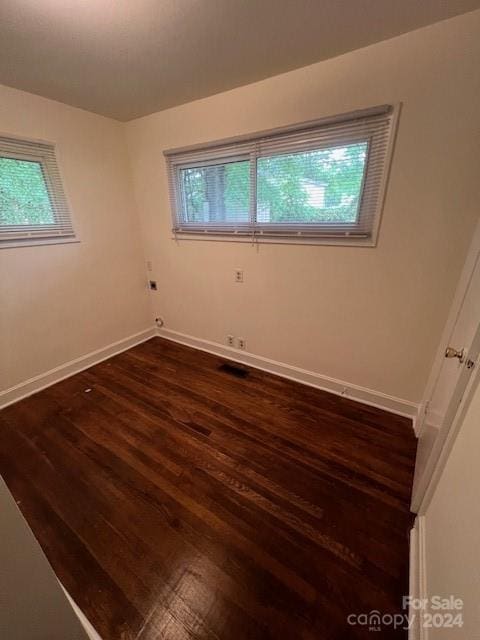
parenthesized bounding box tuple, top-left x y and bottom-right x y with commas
(0, 157, 55, 226)
(180, 160, 250, 224)
(256, 142, 368, 224)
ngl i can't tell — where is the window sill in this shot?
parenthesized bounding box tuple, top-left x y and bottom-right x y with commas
(0, 236, 80, 249)
(171, 232, 376, 247)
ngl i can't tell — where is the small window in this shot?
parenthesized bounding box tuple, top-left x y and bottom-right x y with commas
(165, 105, 399, 245)
(0, 135, 75, 248)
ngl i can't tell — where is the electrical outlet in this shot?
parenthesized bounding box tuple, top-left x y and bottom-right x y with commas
(149, 280, 157, 291)
(234, 269, 244, 283)
(227, 335, 235, 347)
(237, 337, 246, 350)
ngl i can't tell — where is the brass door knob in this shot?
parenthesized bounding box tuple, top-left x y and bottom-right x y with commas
(444, 346, 465, 362)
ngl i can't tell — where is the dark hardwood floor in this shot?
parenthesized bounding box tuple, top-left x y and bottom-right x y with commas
(0, 338, 417, 639)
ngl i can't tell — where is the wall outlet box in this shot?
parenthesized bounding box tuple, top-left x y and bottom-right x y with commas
(238, 337, 246, 350)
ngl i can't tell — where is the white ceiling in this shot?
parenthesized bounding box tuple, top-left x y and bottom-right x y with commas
(1, 0, 479, 121)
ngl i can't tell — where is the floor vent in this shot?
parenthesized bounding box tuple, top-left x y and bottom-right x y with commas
(218, 362, 249, 378)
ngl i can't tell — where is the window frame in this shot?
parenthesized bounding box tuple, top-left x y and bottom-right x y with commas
(0, 134, 77, 249)
(177, 153, 253, 229)
(165, 105, 400, 246)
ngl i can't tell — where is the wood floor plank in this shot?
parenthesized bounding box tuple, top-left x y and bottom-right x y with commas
(0, 337, 417, 639)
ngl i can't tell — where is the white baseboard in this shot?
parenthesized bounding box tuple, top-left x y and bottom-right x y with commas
(0, 328, 156, 409)
(0, 324, 419, 423)
(60, 583, 103, 640)
(409, 516, 428, 640)
(156, 328, 419, 421)
(412, 411, 421, 437)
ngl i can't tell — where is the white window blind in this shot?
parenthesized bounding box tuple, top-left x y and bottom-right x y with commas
(165, 105, 399, 245)
(0, 135, 75, 248)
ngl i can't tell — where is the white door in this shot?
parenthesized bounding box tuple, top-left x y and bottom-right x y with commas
(411, 245, 480, 511)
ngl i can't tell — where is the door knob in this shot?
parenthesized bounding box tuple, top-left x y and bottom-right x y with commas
(444, 346, 465, 362)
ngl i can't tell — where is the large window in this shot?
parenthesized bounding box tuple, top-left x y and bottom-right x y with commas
(0, 135, 75, 248)
(166, 105, 399, 245)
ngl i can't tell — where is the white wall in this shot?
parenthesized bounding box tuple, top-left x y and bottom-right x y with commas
(2, 11, 479, 409)
(0, 477, 89, 640)
(126, 10, 480, 406)
(422, 376, 480, 638)
(0, 85, 151, 393)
